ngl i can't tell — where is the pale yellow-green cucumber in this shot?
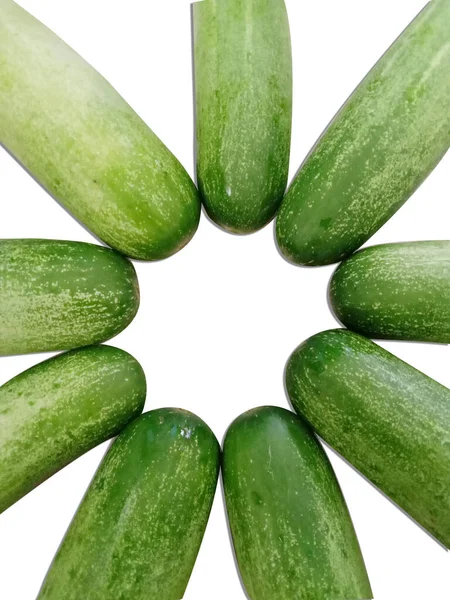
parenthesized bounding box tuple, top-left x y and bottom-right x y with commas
(0, 1, 200, 260)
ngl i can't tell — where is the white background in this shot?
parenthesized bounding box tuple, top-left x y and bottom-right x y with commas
(0, 0, 449, 598)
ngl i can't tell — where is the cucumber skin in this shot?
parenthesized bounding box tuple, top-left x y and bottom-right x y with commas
(0, 345, 146, 514)
(0, 239, 139, 355)
(223, 406, 372, 600)
(0, 1, 200, 261)
(276, 0, 450, 266)
(38, 409, 220, 600)
(330, 241, 450, 343)
(286, 329, 450, 548)
(194, 0, 292, 234)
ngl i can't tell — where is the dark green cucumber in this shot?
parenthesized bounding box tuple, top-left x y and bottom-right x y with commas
(330, 241, 450, 343)
(0, 1, 200, 261)
(286, 329, 450, 548)
(193, 0, 292, 233)
(0, 239, 139, 355)
(277, 0, 450, 266)
(223, 406, 372, 600)
(0, 345, 146, 513)
(38, 408, 220, 600)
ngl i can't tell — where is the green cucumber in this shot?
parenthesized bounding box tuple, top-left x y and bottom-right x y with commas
(223, 406, 372, 600)
(38, 408, 220, 600)
(286, 329, 450, 548)
(276, 0, 450, 266)
(193, 0, 292, 233)
(0, 345, 146, 513)
(0, 239, 139, 355)
(0, 1, 200, 261)
(330, 241, 450, 343)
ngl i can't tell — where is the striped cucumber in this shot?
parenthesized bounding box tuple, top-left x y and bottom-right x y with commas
(223, 406, 372, 600)
(286, 329, 450, 548)
(0, 1, 200, 261)
(276, 0, 450, 266)
(330, 241, 450, 343)
(38, 408, 220, 600)
(0, 239, 139, 355)
(0, 345, 146, 513)
(193, 0, 292, 233)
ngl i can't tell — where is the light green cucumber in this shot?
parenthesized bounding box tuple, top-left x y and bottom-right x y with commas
(330, 241, 450, 343)
(193, 0, 292, 233)
(0, 1, 200, 260)
(277, 0, 450, 266)
(0, 345, 146, 513)
(286, 329, 450, 548)
(38, 408, 220, 600)
(223, 406, 372, 600)
(0, 239, 139, 355)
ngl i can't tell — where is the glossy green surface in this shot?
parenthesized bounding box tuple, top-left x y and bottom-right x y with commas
(223, 406, 372, 600)
(0, 239, 139, 355)
(0, 345, 146, 513)
(194, 0, 292, 233)
(38, 409, 220, 600)
(0, 1, 200, 260)
(286, 329, 450, 548)
(277, 0, 450, 265)
(330, 241, 450, 343)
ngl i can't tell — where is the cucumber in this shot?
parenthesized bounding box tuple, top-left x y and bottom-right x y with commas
(330, 241, 450, 343)
(0, 239, 139, 355)
(38, 408, 220, 600)
(193, 0, 292, 233)
(0, 1, 200, 261)
(0, 345, 146, 513)
(223, 406, 372, 600)
(286, 329, 450, 548)
(276, 0, 450, 266)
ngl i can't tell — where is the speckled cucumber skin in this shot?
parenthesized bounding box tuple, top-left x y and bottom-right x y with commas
(0, 239, 139, 355)
(277, 0, 450, 266)
(330, 241, 450, 343)
(38, 408, 220, 600)
(286, 329, 450, 548)
(0, 1, 200, 261)
(0, 345, 146, 514)
(222, 406, 372, 600)
(193, 0, 292, 234)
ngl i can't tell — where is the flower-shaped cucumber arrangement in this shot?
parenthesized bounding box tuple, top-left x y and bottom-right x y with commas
(0, 0, 449, 599)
